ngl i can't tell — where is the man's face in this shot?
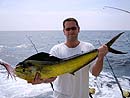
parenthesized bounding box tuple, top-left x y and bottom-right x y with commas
(63, 21, 80, 41)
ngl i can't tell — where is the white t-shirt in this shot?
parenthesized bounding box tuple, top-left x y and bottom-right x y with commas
(50, 41, 95, 98)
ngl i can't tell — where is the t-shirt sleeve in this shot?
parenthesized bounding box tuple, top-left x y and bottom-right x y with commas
(49, 45, 59, 57)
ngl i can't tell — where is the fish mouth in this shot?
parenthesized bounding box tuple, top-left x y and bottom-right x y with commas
(14, 66, 36, 82)
(14, 70, 23, 78)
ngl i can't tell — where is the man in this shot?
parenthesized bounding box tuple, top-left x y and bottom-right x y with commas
(32, 17, 108, 98)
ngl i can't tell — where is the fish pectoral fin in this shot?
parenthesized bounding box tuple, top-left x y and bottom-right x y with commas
(70, 72, 75, 76)
(50, 82, 54, 91)
(108, 47, 127, 54)
(34, 72, 41, 81)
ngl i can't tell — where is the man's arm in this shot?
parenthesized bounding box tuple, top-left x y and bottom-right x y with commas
(91, 45, 108, 76)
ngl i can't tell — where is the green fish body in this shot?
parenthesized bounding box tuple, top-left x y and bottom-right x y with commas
(15, 49, 98, 82)
(15, 32, 126, 82)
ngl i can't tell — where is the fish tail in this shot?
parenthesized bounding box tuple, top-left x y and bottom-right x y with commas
(105, 32, 127, 54)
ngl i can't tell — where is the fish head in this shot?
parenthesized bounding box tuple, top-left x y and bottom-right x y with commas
(14, 60, 37, 82)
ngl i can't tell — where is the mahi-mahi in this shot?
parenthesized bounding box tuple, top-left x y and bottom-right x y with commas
(14, 32, 126, 82)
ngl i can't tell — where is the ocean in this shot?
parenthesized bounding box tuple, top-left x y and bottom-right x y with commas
(0, 30, 130, 98)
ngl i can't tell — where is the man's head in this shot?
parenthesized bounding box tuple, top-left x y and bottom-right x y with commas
(63, 18, 79, 29)
(63, 18, 80, 42)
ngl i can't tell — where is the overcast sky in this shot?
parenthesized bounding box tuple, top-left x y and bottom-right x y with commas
(0, 0, 130, 31)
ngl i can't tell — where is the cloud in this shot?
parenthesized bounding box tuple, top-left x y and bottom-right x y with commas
(0, 0, 130, 30)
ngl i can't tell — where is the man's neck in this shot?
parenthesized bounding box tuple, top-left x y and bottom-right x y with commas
(65, 40, 80, 48)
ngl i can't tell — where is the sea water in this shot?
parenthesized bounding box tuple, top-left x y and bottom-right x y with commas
(0, 30, 130, 98)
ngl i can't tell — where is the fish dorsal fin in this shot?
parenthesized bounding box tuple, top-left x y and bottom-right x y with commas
(63, 49, 97, 61)
(70, 72, 75, 76)
(24, 52, 62, 62)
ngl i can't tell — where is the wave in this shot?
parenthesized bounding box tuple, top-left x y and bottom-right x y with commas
(16, 44, 31, 49)
(0, 68, 130, 98)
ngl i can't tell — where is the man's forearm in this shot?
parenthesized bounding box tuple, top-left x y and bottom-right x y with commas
(91, 57, 104, 76)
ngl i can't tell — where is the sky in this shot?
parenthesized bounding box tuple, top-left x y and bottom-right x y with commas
(0, 0, 130, 31)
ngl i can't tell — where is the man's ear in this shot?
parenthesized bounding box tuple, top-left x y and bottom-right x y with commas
(78, 27, 80, 32)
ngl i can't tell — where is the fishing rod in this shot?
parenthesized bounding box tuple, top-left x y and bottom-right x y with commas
(104, 6, 130, 14)
(98, 40, 125, 98)
(26, 35, 54, 91)
(89, 93, 93, 98)
(26, 35, 38, 53)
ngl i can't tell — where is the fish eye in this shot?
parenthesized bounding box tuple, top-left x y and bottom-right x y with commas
(29, 70, 32, 73)
(23, 68, 25, 72)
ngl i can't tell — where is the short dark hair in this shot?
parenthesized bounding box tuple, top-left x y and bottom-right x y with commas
(63, 18, 79, 28)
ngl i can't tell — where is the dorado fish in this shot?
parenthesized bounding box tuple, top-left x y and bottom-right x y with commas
(13, 32, 126, 83)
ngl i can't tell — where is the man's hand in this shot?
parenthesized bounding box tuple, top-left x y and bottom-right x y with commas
(98, 44, 108, 59)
